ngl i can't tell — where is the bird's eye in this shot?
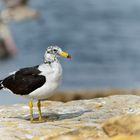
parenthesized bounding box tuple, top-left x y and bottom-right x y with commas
(53, 49, 57, 52)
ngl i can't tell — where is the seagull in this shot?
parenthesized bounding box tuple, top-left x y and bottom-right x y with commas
(0, 46, 71, 122)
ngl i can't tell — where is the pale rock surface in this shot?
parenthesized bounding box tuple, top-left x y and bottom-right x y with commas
(1, 6, 39, 22)
(0, 95, 140, 140)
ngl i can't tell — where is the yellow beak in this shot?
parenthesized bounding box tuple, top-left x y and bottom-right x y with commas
(59, 51, 71, 59)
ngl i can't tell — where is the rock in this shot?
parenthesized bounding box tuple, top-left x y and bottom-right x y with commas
(0, 95, 140, 140)
(2, 0, 28, 8)
(103, 114, 140, 137)
(1, 6, 39, 22)
(1, 0, 39, 22)
(110, 135, 140, 140)
(35, 135, 140, 140)
(0, 21, 17, 58)
(48, 89, 140, 102)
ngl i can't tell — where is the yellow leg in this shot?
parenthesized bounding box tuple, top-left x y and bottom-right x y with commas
(29, 99, 33, 122)
(37, 100, 42, 121)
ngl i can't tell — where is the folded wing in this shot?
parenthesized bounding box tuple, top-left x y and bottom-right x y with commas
(2, 65, 46, 95)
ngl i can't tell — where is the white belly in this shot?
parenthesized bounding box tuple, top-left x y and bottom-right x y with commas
(27, 62, 62, 100)
(28, 79, 62, 100)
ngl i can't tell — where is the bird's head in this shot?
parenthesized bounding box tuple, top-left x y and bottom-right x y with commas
(44, 46, 71, 63)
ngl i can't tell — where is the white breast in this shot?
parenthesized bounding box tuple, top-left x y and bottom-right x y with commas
(28, 61, 63, 100)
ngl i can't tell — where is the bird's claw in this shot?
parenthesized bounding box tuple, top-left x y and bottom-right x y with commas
(30, 117, 47, 123)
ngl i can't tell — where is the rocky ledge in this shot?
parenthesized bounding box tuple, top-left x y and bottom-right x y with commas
(0, 95, 140, 140)
(1, 6, 39, 22)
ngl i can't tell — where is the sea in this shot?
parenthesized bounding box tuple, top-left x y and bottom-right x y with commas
(1, 0, 140, 104)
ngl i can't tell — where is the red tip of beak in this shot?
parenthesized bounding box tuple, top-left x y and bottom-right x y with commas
(67, 55, 72, 59)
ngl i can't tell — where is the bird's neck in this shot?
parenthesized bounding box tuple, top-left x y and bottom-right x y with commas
(42, 57, 62, 75)
(44, 53, 58, 64)
(39, 60, 62, 77)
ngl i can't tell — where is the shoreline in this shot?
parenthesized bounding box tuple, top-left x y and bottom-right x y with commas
(48, 89, 140, 102)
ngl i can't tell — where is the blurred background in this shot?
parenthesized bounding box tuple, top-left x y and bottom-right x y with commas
(0, 0, 140, 104)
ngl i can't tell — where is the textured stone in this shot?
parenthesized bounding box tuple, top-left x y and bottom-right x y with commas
(48, 90, 140, 102)
(103, 114, 140, 137)
(1, 6, 39, 22)
(0, 22, 17, 57)
(37, 135, 140, 140)
(0, 95, 140, 140)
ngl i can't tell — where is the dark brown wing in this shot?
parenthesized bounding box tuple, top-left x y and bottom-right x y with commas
(2, 65, 46, 95)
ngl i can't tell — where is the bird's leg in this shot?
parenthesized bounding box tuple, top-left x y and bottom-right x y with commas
(37, 100, 42, 121)
(29, 99, 33, 122)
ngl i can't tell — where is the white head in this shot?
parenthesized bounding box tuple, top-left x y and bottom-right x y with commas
(44, 46, 71, 64)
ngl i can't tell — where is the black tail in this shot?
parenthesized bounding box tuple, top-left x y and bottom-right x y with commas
(0, 80, 3, 90)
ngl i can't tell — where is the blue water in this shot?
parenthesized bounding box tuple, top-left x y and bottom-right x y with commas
(1, 0, 140, 104)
